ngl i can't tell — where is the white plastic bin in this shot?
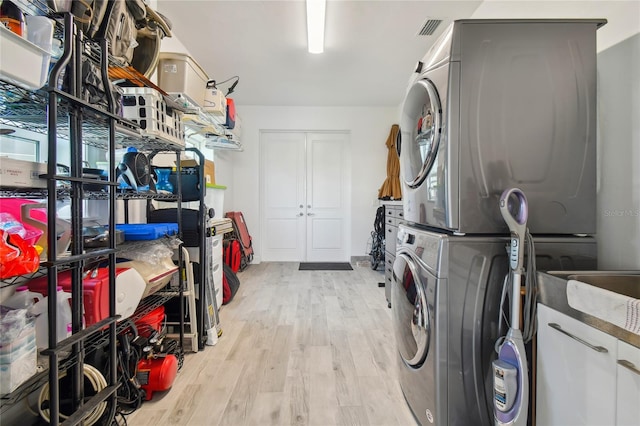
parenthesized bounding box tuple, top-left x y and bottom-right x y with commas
(205, 184, 225, 219)
(25, 15, 54, 89)
(0, 24, 50, 90)
(121, 87, 185, 148)
(157, 52, 209, 109)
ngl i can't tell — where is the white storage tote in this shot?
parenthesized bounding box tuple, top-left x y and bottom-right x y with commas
(121, 87, 185, 148)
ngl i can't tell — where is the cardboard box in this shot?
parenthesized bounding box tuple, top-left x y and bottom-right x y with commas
(175, 159, 215, 184)
(0, 157, 47, 188)
(204, 160, 215, 185)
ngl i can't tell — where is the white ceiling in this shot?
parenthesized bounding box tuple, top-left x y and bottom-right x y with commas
(155, 0, 640, 107)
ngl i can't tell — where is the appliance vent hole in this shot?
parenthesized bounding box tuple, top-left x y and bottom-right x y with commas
(417, 19, 442, 36)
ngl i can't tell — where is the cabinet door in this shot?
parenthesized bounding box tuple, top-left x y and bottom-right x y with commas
(536, 304, 617, 426)
(616, 340, 640, 426)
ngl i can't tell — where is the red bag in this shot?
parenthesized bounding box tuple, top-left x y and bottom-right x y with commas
(225, 211, 253, 263)
(225, 98, 235, 129)
(223, 239, 241, 273)
(222, 263, 240, 305)
(0, 230, 40, 279)
(222, 273, 231, 304)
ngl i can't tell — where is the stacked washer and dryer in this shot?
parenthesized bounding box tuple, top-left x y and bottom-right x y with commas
(391, 20, 606, 426)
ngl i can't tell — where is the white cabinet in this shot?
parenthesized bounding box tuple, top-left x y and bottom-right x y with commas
(536, 304, 618, 425)
(616, 340, 640, 426)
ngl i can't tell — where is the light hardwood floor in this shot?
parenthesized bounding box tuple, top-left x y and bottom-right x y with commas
(127, 262, 418, 426)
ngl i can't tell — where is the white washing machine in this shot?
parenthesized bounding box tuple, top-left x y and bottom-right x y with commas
(398, 19, 605, 235)
(392, 224, 597, 425)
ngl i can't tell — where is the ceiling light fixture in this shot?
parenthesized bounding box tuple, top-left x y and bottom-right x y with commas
(306, 0, 326, 54)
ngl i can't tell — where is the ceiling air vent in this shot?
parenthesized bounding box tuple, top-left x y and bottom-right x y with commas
(417, 19, 442, 36)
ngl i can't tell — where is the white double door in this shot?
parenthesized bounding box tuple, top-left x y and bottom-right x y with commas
(261, 131, 350, 262)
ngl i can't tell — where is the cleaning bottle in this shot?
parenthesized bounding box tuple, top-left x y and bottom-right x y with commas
(3, 286, 42, 313)
(32, 286, 73, 348)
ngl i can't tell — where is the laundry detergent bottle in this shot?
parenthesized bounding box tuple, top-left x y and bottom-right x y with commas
(3, 286, 42, 313)
(32, 286, 72, 348)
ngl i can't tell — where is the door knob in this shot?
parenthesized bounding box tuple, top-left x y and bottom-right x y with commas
(307, 212, 315, 216)
(298, 212, 304, 217)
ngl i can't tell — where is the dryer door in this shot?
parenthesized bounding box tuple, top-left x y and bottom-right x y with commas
(398, 79, 442, 189)
(391, 251, 432, 368)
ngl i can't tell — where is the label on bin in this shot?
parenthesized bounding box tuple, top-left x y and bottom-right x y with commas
(163, 64, 178, 73)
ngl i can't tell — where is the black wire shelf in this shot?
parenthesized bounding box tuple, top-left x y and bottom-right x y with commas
(0, 280, 180, 413)
(0, 11, 188, 422)
(0, 86, 185, 153)
(115, 191, 180, 201)
(0, 187, 181, 201)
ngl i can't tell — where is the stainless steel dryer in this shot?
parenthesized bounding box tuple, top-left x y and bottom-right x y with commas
(398, 19, 605, 234)
(392, 224, 596, 426)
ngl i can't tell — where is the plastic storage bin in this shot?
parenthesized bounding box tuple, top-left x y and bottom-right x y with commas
(0, 347, 36, 394)
(0, 320, 35, 363)
(0, 317, 36, 394)
(121, 87, 185, 148)
(27, 268, 146, 325)
(115, 223, 178, 241)
(0, 24, 50, 90)
(157, 52, 209, 109)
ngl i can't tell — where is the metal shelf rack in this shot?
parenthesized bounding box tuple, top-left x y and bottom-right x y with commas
(0, 8, 188, 425)
(169, 94, 243, 151)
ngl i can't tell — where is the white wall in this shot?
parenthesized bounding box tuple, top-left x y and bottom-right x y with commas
(227, 106, 397, 263)
(157, 17, 396, 263)
(470, 0, 640, 52)
(596, 33, 640, 269)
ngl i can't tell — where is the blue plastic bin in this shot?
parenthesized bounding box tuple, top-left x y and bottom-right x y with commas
(115, 223, 178, 241)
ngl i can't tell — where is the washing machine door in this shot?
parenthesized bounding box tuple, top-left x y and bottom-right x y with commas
(398, 79, 442, 189)
(391, 251, 431, 368)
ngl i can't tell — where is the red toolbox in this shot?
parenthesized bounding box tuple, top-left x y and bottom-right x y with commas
(27, 267, 145, 326)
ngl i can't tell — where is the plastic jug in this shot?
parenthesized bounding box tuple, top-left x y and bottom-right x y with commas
(3, 286, 42, 313)
(32, 286, 72, 348)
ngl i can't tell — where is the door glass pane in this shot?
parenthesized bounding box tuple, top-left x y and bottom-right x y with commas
(392, 254, 430, 367)
(400, 79, 442, 188)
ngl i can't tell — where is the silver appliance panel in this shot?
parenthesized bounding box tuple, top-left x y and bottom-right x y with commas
(392, 247, 442, 426)
(399, 20, 604, 234)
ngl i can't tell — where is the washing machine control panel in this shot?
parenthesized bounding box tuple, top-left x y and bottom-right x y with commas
(397, 225, 442, 272)
(396, 227, 411, 246)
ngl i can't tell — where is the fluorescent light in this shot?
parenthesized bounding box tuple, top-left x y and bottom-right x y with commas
(306, 0, 326, 54)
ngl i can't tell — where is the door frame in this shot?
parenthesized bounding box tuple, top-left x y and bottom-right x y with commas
(259, 130, 351, 262)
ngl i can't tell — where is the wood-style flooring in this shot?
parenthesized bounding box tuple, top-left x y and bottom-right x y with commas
(127, 262, 418, 426)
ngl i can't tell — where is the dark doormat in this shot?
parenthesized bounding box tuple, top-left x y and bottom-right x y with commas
(299, 262, 353, 271)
